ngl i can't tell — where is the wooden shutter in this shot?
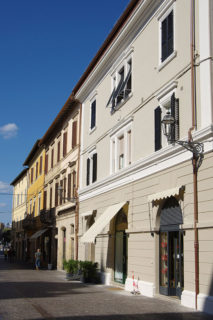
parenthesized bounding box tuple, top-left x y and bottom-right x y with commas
(50, 187, 52, 209)
(72, 171, 76, 198)
(92, 153, 97, 183)
(72, 121, 77, 148)
(36, 162, 38, 179)
(40, 156, 42, 174)
(86, 158, 90, 186)
(171, 93, 179, 141)
(31, 168, 34, 183)
(57, 141, 60, 162)
(55, 183, 58, 207)
(60, 180, 63, 205)
(155, 107, 162, 151)
(161, 11, 173, 62)
(63, 132, 67, 157)
(91, 100, 96, 129)
(51, 149, 54, 168)
(43, 191, 47, 211)
(63, 177, 66, 203)
(67, 173, 71, 199)
(45, 154, 48, 174)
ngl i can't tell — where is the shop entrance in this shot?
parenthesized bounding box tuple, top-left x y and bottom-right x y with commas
(159, 197, 184, 298)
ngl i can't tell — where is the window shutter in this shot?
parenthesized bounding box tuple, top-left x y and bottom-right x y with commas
(92, 153, 97, 183)
(72, 171, 76, 198)
(91, 100, 96, 129)
(63, 132, 67, 157)
(155, 106, 162, 151)
(55, 183, 58, 207)
(171, 93, 179, 141)
(36, 162, 38, 179)
(57, 141, 60, 162)
(43, 191, 47, 211)
(31, 168, 34, 183)
(86, 158, 90, 186)
(63, 177, 66, 203)
(45, 154, 48, 174)
(40, 156, 42, 174)
(67, 173, 71, 199)
(60, 180, 63, 205)
(50, 187, 52, 209)
(161, 11, 173, 62)
(51, 149, 54, 168)
(72, 121, 77, 148)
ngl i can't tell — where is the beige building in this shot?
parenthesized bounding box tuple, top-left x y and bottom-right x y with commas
(39, 95, 81, 270)
(11, 168, 28, 260)
(69, 0, 213, 315)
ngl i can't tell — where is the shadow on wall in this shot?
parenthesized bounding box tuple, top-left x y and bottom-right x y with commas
(203, 273, 213, 315)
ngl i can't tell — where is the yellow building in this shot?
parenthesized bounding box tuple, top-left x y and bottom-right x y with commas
(22, 140, 46, 264)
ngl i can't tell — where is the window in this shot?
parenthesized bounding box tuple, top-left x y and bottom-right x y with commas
(55, 182, 58, 207)
(43, 191, 47, 211)
(72, 121, 77, 148)
(39, 156, 43, 175)
(90, 100, 96, 130)
(36, 162, 38, 179)
(49, 187, 52, 209)
(63, 132, 67, 157)
(86, 152, 97, 186)
(51, 148, 54, 168)
(38, 193, 41, 215)
(31, 168, 34, 184)
(109, 58, 132, 112)
(110, 121, 132, 173)
(45, 154, 48, 174)
(155, 92, 179, 151)
(57, 141, 60, 162)
(161, 10, 173, 62)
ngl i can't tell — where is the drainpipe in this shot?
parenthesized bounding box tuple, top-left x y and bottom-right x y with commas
(75, 102, 82, 261)
(189, 0, 199, 310)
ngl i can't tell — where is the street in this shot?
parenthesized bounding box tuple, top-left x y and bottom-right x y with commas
(0, 254, 211, 320)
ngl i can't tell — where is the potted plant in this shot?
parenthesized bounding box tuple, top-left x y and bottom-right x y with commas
(80, 261, 100, 283)
(63, 259, 79, 280)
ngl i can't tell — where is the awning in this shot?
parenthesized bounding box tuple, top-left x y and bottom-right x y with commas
(81, 202, 126, 243)
(147, 186, 184, 202)
(80, 211, 93, 217)
(30, 229, 48, 240)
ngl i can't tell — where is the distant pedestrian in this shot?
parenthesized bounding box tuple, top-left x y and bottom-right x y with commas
(35, 248, 41, 270)
(4, 248, 8, 260)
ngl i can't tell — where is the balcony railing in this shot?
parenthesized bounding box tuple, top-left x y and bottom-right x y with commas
(40, 208, 56, 225)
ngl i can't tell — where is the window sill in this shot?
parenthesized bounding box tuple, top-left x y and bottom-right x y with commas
(111, 92, 133, 114)
(158, 51, 177, 72)
(89, 126, 96, 134)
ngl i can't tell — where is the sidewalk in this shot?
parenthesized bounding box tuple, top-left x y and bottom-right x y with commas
(0, 255, 211, 320)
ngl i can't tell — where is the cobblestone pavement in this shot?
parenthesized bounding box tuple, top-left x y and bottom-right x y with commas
(0, 254, 211, 320)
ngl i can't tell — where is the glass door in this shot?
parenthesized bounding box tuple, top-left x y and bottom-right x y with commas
(160, 231, 184, 297)
(114, 231, 127, 284)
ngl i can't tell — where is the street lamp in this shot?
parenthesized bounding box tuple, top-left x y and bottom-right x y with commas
(162, 111, 204, 309)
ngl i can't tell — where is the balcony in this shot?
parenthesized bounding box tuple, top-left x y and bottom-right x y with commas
(22, 214, 37, 230)
(40, 208, 56, 225)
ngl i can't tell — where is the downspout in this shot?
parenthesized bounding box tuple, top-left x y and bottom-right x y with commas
(189, 0, 199, 310)
(75, 102, 82, 261)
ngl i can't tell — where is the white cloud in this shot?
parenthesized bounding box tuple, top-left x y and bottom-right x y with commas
(0, 123, 18, 139)
(0, 181, 11, 193)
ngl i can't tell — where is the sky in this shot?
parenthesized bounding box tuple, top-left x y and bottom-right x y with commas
(0, 0, 130, 225)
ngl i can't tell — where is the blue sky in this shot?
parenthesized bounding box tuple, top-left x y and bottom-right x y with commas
(0, 0, 130, 224)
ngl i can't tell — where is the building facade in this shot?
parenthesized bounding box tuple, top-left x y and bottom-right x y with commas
(73, 0, 213, 314)
(10, 168, 28, 260)
(39, 95, 81, 270)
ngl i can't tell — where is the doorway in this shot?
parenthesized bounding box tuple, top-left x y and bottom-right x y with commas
(114, 206, 128, 284)
(159, 197, 184, 298)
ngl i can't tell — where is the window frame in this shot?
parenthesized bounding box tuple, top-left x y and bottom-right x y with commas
(86, 148, 97, 186)
(158, 1, 176, 70)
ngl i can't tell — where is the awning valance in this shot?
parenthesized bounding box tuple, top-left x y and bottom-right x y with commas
(80, 211, 93, 217)
(81, 202, 126, 243)
(30, 229, 48, 240)
(147, 186, 184, 203)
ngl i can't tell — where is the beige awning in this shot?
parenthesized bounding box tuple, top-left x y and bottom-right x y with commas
(30, 229, 48, 240)
(80, 211, 93, 217)
(81, 202, 126, 243)
(147, 186, 184, 202)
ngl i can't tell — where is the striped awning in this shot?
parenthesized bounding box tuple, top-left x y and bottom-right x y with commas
(147, 186, 184, 202)
(81, 202, 126, 243)
(30, 229, 48, 240)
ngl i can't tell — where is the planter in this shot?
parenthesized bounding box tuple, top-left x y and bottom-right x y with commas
(66, 271, 82, 281)
(48, 263, 52, 270)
